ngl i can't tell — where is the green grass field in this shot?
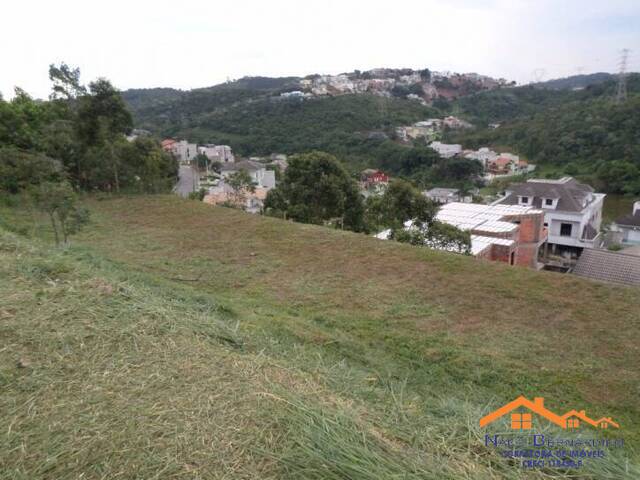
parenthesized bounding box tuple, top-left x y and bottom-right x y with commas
(1, 194, 639, 479)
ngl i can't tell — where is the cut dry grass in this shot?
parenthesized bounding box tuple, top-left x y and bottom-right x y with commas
(1, 194, 639, 479)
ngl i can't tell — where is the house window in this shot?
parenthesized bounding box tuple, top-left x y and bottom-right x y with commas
(601, 422, 608, 429)
(520, 196, 529, 204)
(567, 419, 579, 428)
(545, 198, 553, 206)
(511, 413, 532, 430)
(560, 223, 573, 237)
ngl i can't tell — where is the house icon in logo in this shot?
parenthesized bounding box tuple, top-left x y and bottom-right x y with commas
(561, 409, 598, 429)
(479, 396, 619, 430)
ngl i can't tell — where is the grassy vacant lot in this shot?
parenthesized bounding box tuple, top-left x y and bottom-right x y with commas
(1, 194, 639, 479)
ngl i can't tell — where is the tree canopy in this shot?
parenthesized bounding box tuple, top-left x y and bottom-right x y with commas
(265, 151, 365, 231)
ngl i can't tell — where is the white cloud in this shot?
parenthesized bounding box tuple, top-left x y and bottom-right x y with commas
(2, 0, 638, 98)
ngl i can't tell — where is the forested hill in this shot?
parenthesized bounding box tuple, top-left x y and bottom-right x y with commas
(532, 72, 614, 91)
(121, 72, 640, 194)
(123, 79, 456, 184)
(449, 74, 640, 194)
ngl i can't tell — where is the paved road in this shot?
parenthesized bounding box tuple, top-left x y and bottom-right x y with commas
(176, 165, 199, 197)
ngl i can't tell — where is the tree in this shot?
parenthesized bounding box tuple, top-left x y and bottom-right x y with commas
(394, 220, 471, 255)
(0, 148, 64, 194)
(49, 63, 87, 101)
(194, 153, 210, 171)
(227, 169, 255, 208)
(76, 78, 133, 148)
(264, 151, 365, 231)
(365, 179, 436, 231)
(596, 160, 640, 194)
(31, 181, 89, 245)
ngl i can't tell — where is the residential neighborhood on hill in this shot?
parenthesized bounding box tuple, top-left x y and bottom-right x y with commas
(3, 1, 640, 475)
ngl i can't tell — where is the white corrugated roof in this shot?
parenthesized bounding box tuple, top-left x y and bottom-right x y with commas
(470, 235, 514, 255)
(436, 202, 540, 233)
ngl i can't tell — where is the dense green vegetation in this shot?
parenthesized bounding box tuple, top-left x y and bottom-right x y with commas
(450, 74, 640, 194)
(0, 64, 177, 195)
(125, 88, 482, 189)
(123, 72, 640, 194)
(263, 151, 471, 250)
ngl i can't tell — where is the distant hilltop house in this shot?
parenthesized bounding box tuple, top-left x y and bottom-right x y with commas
(203, 183, 270, 214)
(199, 144, 235, 163)
(429, 141, 462, 158)
(361, 169, 389, 185)
(442, 116, 472, 129)
(162, 139, 198, 163)
(280, 90, 305, 98)
(464, 147, 497, 167)
(423, 188, 471, 204)
(269, 153, 288, 172)
(376, 202, 547, 269)
(360, 169, 389, 196)
(397, 117, 470, 144)
(162, 139, 235, 165)
(126, 128, 151, 142)
(611, 201, 640, 245)
(220, 160, 275, 189)
(485, 153, 530, 176)
(299, 69, 509, 101)
(204, 160, 276, 214)
(494, 177, 605, 262)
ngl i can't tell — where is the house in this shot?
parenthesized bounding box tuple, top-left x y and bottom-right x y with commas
(423, 188, 470, 204)
(376, 202, 547, 268)
(360, 169, 389, 196)
(161, 139, 176, 152)
(280, 90, 305, 98)
(172, 140, 199, 163)
(480, 396, 566, 429)
(220, 160, 275, 189)
(269, 154, 288, 172)
(494, 177, 605, 261)
(611, 201, 640, 245)
(572, 249, 640, 286)
(487, 156, 514, 174)
(464, 147, 497, 168)
(361, 169, 389, 185)
(435, 202, 547, 268)
(199, 144, 235, 163)
(203, 183, 270, 214)
(442, 116, 472, 129)
(126, 129, 151, 142)
(429, 141, 462, 158)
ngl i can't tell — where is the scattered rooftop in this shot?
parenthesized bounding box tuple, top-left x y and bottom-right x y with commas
(573, 249, 640, 286)
(436, 202, 542, 234)
(499, 177, 601, 212)
(221, 160, 264, 172)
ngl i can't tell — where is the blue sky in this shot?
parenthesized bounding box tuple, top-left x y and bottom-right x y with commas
(2, 0, 639, 99)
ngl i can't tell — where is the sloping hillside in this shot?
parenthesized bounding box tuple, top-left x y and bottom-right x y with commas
(449, 74, 640, 194)
(2, 195, 637, 478)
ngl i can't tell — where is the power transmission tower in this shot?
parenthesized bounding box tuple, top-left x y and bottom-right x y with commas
(616, 48, 630, 103)
(532, 68, 546, 84)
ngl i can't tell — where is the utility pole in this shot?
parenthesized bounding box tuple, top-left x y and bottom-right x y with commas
(616, 48, 630, 104)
